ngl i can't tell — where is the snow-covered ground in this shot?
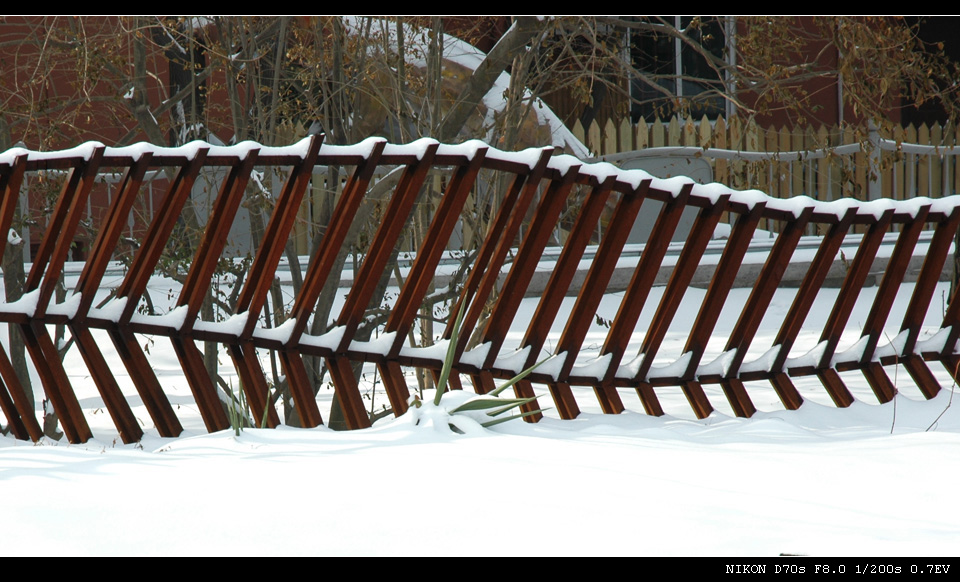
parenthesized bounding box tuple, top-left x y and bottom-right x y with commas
(2, 279, 959, 557)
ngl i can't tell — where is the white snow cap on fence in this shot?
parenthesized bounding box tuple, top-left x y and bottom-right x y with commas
(8, 137, 960, 222)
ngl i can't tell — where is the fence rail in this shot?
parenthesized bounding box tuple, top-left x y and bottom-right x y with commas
(1, 135, 959, 444)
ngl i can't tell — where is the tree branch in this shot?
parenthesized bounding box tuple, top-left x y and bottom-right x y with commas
(436, 16, 546, 143)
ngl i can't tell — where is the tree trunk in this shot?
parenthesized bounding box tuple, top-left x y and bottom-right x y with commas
(2, 230, 32, 406)
(436, 16, 545, 143)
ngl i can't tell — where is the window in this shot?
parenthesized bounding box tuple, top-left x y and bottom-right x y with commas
(630, 16, 729, 122)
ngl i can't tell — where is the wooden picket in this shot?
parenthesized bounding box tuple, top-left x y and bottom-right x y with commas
(1, 135, 959, 444)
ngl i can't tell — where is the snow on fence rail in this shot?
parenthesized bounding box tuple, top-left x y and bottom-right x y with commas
(1, 134, 960, 443)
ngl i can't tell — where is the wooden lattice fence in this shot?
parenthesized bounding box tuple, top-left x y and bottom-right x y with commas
(1, 134, 959, 444)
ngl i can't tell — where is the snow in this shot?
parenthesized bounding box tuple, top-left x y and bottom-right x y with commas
(858, 198, 898, 220)
(158, 140, 208, 161)
(786, 340, 828, 370)
(569, 353, 611, 379)
(300, 325, 346, 350)
(656, 175, 696, 197)
(435, 139, 488, 160)
(698, 348, 738, 377)
(536, 351, 567, 379)
(916, 326, 955, 355)
(130, 304, 189, 330)
(2, 276, 960, 558)
(729, 188, 769, 210)
(3, 198, 960, 557)
(2, 386, 958, 557)
(0, 147, 29, 165)
(381, 137, 439, 160)
(253, 318, 297, 344)
(577, 160, 622, 182)
(105, 142, 154, 162)
(356, 330, 397, 356)
(618, 168, 654, 189)
(320, 136, 386, 159)
(766, 194, 817, 219)
(398, 337, 449, 360)
(693, 181, 730, 204)
(207, 141, 260, 160)
(831, 335, 873, 365)
(492, 346, 532, 374)
(487, 145, 552, 170)
(87, 297, 127, 322)
(648, 350, 693, 379)
(45, 292, 83, 319)
(872, 330, 910, 361)
(740, 344, 783, 375)
(193, 312, 249, 336)
(260, 136, 316, 160)
(546, 153, 581, 175)
(459, 342, 491, 368)
(0, 288, 41, 316)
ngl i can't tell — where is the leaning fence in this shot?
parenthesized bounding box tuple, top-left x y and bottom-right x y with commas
(1, 134, 959, 444)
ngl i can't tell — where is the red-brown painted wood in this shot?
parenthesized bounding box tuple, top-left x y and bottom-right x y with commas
(20, 322, 93, 443)
(170, 336, 230, 433)
(553, 179, 649, 380)
(236, 134, 326, 338)
(722, 208, 813, 378)
(856, 207, 929, 366)
(116, 148, 210, 323)
(108, 329, 184, 436)
(680, 202, 765, 380)
(816, 209, 894, 370)
(28, 148, 105, 316)
(0, 344, 42, 441)
(899, 208, 960, 357)
(327, 144, 439, 347)
(634, 194, 730, 383)
(3, 138, 957, 438)
(770, 208, 857, 375)
(600, 185, 693, 384)
(277, 350, 323, 427)
(902, 355, 941, 399)
(71, 326, 144, 443)
(177, 150, 260, 329)
(816, 368, 855, 408)
(73, 154, 153, 320)
(0, 154, 28, 260)
(719, 378, 757, 418)
(479, 165, 581, 366)
(447, 148, 553, 359)
(769, 372, 804, 410)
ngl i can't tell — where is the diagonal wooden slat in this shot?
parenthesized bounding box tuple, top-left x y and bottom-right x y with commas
(600, 185, 693, 384)
(1, 137, 958, 440)
(721, 207, 813, 379)
(634, 194, 731, 384)
(0, 343, 42, 441)
(515, 174, 616, 418)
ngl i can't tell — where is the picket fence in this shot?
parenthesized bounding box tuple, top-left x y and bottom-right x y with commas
(573, 115, 960, 206)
